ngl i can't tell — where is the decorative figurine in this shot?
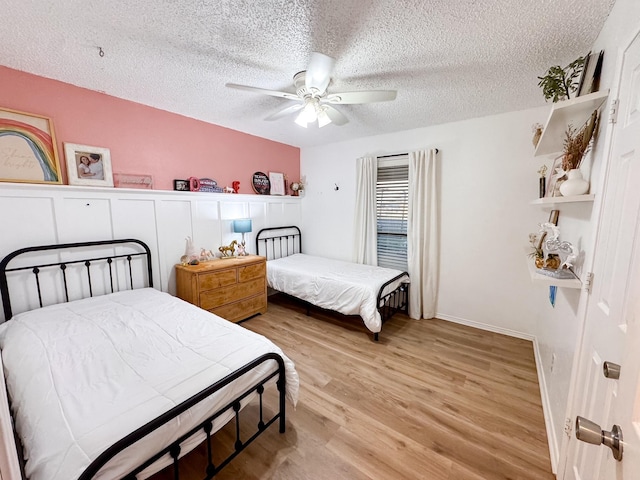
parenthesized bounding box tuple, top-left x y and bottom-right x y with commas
(218, 240, 238, 257)
(537, 165, 548, 198)
(200, 248, 214, 261)
(184, 236, 198, 262)
(232, 181, 240, 193)
(290, 181, 304, 196)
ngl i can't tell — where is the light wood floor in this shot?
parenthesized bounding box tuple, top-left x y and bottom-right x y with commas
(151, 294, 555, 480)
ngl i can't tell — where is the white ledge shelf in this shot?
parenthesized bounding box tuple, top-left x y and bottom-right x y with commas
(530, 194, 595, 206)
(527, 260, 582, 289)
(534, 90, 609, 157)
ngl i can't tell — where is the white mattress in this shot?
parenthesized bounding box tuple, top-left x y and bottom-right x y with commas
(266, 254, 409, 333)
(0, 288, 298, 480)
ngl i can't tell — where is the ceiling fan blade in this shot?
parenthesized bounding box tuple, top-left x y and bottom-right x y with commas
(264, 103, 304, 121)
(324, 90, 397, 104)
(225, 83, 299, 101)
(323, 105, 349, 126)
(305, 52, 335, 94)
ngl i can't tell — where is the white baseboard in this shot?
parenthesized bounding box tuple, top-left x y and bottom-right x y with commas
(532, 337, 559, 475)
(435, 312, 558, 474)
(434, 312, 535, 341)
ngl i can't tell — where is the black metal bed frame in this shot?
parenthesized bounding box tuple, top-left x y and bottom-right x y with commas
(0, 239, 287, 479)
(255, 226, 409, 341)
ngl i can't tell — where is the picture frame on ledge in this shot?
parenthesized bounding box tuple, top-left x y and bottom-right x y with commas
(0, 107, 62, 184)
(546, 155, 564, 198)
(64, 143, 114, 187)
(269, 171, 285, 196)
(174, 179, 190, 191)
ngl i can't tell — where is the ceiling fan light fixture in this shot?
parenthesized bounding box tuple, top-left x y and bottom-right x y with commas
(294, 110, 309, 128)
(317, 109, 331, 128)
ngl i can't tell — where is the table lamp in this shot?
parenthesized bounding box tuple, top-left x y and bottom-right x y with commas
(233, 218, 252, 256)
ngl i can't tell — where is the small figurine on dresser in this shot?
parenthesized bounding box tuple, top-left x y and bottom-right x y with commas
(218, 240, 238, 258)
(183, 236, 199, 265)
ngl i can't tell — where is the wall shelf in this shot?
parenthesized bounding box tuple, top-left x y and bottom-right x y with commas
(527, 260, 582, 289)
(534, 90, 609, 157)
(530, 194, 595, 206)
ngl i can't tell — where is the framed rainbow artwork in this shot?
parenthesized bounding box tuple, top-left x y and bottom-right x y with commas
(0, 107, 62, 184)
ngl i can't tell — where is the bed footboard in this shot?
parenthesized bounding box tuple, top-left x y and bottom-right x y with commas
(78, 352, 287, 480)
(375, 272, 410, 341)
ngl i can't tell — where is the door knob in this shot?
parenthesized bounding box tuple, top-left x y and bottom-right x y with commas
(575, 416, 623, 461)
(603, 361, 621, 379)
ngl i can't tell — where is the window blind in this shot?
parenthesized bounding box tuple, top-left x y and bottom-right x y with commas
(376, 164, 408, 271)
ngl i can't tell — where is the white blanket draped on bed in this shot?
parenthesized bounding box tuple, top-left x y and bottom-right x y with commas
(266, 253, 409, 333)
(0, 288, 298, 480)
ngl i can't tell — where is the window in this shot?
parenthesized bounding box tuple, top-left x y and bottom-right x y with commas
(376, 159, 408, 271)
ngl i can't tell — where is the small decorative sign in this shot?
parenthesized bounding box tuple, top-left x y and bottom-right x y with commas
(188, 177, 223, 193)
(252, 171, 270, 195)
(199, 178, 223, 193)
(113, 173, 153, 189)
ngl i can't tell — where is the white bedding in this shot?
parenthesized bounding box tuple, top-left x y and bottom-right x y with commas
(266, 254, 409, 333)
(0, 288, 298, 480)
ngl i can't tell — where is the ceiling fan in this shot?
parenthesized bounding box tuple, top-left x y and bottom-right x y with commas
(225, 52, 397, 128)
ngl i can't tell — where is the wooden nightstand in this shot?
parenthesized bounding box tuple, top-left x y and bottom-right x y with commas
(175, 255, 267, 322)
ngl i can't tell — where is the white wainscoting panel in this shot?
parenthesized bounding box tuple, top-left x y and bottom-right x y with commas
(0, 184, 301, 320)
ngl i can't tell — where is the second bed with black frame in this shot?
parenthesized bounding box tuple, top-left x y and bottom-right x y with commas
(256, 226, 409, 341)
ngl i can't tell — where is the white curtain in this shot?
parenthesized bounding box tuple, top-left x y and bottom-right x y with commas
(353, 156, 378, 265)
(408, 149, 438, 319)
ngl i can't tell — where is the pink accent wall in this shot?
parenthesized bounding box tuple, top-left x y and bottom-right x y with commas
(0, 66, 299, 192)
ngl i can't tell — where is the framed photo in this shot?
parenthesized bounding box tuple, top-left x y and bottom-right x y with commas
(269, 171, 285, 196)
(0, 107, 62, 184)
(578, 50, 604, 97)
(173, 179, 189, 191)
(546, 155, 564, 198)
(64, 143, 113, 187)
(575, 52, 591, 97)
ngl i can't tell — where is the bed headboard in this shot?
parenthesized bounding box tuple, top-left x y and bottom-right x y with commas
(255, 226, 301, 261)
(0, 239, 153, 321)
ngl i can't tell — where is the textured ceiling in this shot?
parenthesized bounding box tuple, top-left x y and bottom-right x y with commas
(0, 0, 615, 148)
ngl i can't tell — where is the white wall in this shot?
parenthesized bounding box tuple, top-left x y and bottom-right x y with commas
(300, 104, 599, 469)
(0, 183, 301, 321)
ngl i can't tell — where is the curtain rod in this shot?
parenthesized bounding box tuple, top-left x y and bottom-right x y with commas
(377, 149, 439, 159)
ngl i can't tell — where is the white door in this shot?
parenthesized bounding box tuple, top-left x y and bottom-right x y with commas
(561, 30, 640, 479)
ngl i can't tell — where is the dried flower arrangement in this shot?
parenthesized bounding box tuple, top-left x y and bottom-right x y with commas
(562, 109, 599, 171)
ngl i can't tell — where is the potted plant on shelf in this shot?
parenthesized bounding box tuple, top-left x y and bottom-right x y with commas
(558, 109, 599, 196)
(528, 233, 545, 268)
(537, 56, 586, 102)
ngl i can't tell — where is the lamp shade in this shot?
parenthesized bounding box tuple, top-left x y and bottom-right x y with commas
(233, 219, 252, 234)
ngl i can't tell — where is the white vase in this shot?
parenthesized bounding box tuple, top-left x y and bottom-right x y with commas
(559, 169, 589, 196)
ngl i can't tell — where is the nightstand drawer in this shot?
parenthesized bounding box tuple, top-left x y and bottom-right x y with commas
(210, 295, 267, 322)
(200, 277, 265, 310)
(199, 269, 237, 290)
(238, 262, 266, 282)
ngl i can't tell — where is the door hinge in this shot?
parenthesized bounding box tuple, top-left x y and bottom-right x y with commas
(583, 272, 594, 293)
(565, 417, 573, 437)
(609, 99, 619, 124)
